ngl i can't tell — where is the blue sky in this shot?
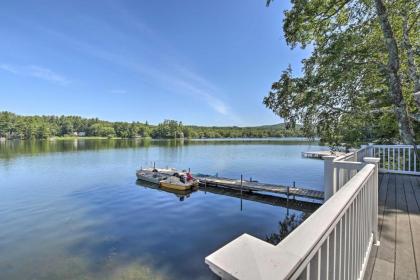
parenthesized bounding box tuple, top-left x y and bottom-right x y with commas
(0, 0, 309, 126)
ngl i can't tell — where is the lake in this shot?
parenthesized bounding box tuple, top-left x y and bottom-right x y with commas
(0, 138, 327, 280)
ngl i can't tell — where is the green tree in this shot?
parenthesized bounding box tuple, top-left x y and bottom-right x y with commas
(36, 124, 51, 139)
(264, 0, 419, 152)
(89, 123, 115, 137)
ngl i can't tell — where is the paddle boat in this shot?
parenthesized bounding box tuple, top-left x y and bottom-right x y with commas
(136, 181, 196, 201)
(136, 169, 168, 184)
(159, 174, 199, 191)
(141, 167, 178, 176)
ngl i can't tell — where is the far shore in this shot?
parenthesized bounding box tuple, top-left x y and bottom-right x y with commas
(0, 136, 318, 142)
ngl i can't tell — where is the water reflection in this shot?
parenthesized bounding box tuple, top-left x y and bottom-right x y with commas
(0, 139, 324, 279)
(0, 138, 320, 161)
(265, 212, 309, 245)
(136, 181, 197, 202)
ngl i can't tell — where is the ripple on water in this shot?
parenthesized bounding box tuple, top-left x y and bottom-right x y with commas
(0, 140, 323, 279)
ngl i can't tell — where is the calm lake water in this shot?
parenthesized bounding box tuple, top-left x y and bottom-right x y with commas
(0, 138, 327, 280)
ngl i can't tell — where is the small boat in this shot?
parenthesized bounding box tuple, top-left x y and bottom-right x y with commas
(136, 181, 196, 201)
(141, 167, 178, 176)
(136, 170, 167, 184)
(160, 176, 199, 191)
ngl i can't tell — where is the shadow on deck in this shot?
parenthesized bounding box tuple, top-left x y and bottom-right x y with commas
(364, 173, 420, 280)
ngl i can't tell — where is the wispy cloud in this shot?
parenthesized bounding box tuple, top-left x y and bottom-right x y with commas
(164, 66, 231, 116)
(14, 16, 238, 120)
(47, 29, 235, 118)
(0, 64, 69, 85)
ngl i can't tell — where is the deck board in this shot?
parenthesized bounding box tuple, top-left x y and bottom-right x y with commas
(365, 173, 420, 280)
(364, 173, 388, 278)
(395, 175, 417, 279)
(409, 176, 420, 276)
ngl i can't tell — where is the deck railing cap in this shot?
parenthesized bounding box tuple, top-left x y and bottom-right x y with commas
(363, 157, 380, 163)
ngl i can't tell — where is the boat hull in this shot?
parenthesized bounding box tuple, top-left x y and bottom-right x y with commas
(136, 171, 167, 184)
(160, 181, 193, 191)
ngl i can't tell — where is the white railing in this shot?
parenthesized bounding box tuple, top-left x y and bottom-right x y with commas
(364, 144, 419, 175)
(324, 145, 419, 200)
(205, 144, 419, 280)
(323, 151, 364, 200)
(205, 157, 380, 280)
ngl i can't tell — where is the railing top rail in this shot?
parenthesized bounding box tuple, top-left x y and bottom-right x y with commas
(205, 164, 376, 280)
(369, 144, 415, 148)
(275, 163, 375, 278)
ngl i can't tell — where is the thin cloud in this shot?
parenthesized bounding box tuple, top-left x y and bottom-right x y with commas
(17, 20, 238, 120)
(0, 63, 69, 85)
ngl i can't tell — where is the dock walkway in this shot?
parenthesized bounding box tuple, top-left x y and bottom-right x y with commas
(302, 150, 345, 159)
(194, 175, 324, 201)
(364, 173, 420, 280)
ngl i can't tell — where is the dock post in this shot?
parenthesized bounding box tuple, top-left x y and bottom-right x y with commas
(368, 143, 374, 157)
(293, 181, 296, 200)
(240, 174, 243, 211)
(153, 162, 155, 169)
(240, 174, 243, 195)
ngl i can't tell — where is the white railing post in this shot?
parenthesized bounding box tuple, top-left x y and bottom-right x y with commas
(364, 157, 380, 246)
(323, 155, 336, 201)
(368, 143, 374, 157)
(349, 148, 357, 161)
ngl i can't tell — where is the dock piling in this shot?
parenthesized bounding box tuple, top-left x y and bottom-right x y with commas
(293, 181, 296, 200)
(240, 175, 243, 193)
(240, 174, 243, 211)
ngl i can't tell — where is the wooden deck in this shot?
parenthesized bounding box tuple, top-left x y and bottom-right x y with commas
(364, 173, 420, 280)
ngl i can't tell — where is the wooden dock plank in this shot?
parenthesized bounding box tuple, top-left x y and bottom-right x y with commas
(196, 175, 324, 201)
(394, 175, 417, 279)
(200, 185, 320, 213)
(301, 151, 345, 159)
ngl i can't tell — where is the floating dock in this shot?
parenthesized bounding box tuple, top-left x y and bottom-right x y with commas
(302, 150, 345, 159)
(202, 185, 321, 211)
(194, 175, 324, 201)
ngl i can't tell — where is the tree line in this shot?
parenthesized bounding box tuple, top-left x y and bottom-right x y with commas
(0, 112, 303, 140)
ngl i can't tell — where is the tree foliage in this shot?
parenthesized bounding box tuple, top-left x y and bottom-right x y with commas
(0, 112, 303, 140)
(264, 0, 419, 148)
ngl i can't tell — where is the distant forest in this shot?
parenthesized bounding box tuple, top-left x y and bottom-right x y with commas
(0, 112, 303, 140)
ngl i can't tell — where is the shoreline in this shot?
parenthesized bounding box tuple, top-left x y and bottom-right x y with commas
(0, 136, 316, 142)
